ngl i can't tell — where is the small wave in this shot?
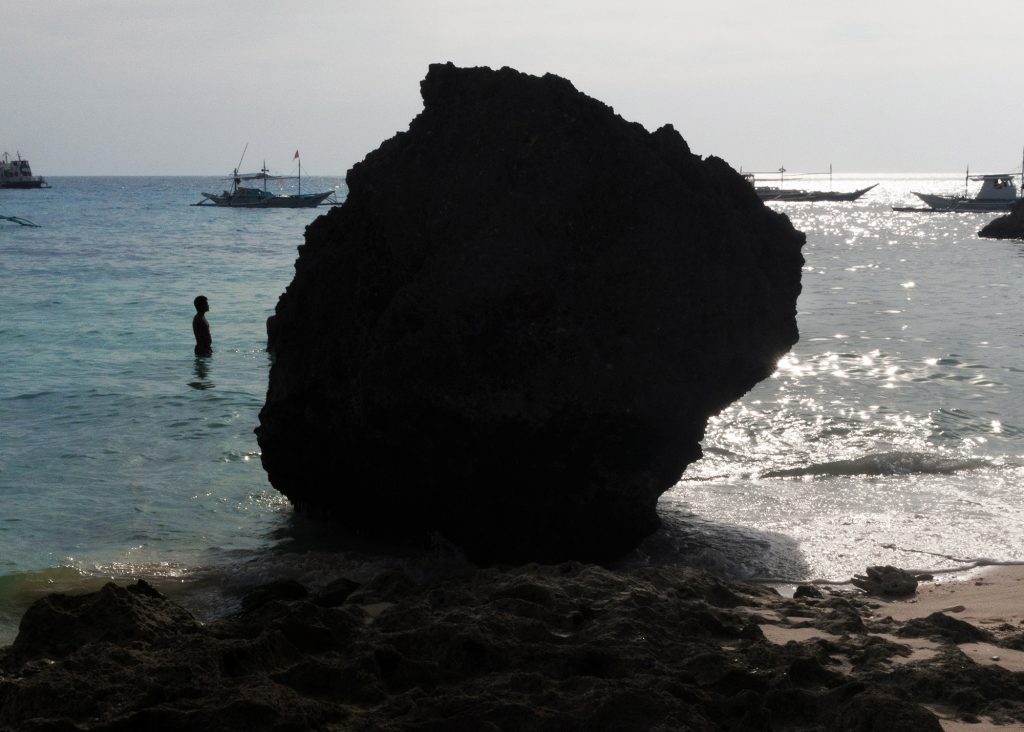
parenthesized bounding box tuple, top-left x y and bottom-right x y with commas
(761, 450, 991, 478)
(0, 562, 199, 645)
(0, 566, 103, 644)
(5, 390, 57, 402)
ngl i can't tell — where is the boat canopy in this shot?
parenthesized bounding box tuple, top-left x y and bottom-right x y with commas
(230, 171, 297, 181)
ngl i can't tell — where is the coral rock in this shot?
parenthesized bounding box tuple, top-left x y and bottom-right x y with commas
(256, 63, 805, 562)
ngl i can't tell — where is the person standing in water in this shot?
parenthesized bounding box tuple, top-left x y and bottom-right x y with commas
(193, 295, 212, 356)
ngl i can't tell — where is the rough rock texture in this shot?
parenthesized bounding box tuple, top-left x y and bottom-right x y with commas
(256, 63, 805, 563)
(850, 565, 920, 597)
(9, 568, 1024, 731)
(979, 200, 1024, 239)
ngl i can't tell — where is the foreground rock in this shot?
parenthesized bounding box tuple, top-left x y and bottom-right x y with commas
(979, 199, 1024, 239)
(851, 565, 920, 597)
(256, 63, 805, 563)
(8, 567, 1024, 730)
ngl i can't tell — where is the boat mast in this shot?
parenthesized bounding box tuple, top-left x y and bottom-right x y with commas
(233, 144, 248, 195)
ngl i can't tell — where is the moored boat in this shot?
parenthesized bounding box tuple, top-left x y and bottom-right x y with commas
(743, 167, 877, 202)
(195, 149, 338, 208)
(1, 152, 50, 189)
(895, 173, 1020, 212)
(754, 183, 878, 202)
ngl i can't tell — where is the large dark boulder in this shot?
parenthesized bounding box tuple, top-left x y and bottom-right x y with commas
(979, 199, 1024, 239)
(256, 63, 804, 563)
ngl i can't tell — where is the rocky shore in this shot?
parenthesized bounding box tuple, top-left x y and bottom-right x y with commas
(4, 563, 1024, 730)
(979, 200, 1024, 239)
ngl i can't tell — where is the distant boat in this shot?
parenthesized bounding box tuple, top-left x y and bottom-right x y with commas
(894, 173, 1020, 212)
(743, 167, 876, 202)
(1, 152, 50, 189)
(195, 148, 338, 208)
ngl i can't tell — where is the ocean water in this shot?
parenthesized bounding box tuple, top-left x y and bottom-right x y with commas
(2, 173, 1023, 642)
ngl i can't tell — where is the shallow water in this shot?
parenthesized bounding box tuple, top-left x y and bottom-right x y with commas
(641, 175, 1024, 583)
(2, 173, 1023, 642)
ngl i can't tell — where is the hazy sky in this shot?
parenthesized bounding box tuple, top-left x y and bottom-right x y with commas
(6, 1, 1024, 175)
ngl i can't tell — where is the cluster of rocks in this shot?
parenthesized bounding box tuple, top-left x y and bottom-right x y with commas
(979, 200, 1024, 239)
(3, 566, 1024, 730)
(256, 63, 804, 564)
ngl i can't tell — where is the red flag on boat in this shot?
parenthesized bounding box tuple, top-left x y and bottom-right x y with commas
(294, 150, 300, 160)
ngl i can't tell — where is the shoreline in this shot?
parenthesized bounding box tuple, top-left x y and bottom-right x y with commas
(881, 564, 1024, 626)
(766, 565, 1024, 731)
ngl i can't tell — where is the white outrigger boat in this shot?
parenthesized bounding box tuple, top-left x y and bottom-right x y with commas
(896, 173, 1020, 212)
(895, 151, 1024, 212)
(195, 148, 339, 208)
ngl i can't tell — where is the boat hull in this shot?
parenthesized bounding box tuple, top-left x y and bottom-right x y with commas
(197, 190, 334, 208)
(0, 180, 50, 189)
(757, 184, 877, 202)
(911, 192, 1018, 212)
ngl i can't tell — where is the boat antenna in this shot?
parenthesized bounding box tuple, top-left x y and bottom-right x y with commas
(236, 143, 248, 173)
(829, 163, 833, 191)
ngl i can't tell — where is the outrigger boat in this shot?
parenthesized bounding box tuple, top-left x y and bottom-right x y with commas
(743, 166, 876, 202)
(1, 152, 50, 189)
(894, 150, 1024, 212)
(894, 173, 1020, 212)
(195, 148, 338, 208)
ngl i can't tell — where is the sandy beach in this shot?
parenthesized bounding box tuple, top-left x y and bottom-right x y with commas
(881, 565, 1024, 630)
(756, 565, 1024, 731)
(885, 565, 1024, 731)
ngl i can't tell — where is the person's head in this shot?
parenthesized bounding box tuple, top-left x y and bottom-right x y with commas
(194, 295, 209, 314)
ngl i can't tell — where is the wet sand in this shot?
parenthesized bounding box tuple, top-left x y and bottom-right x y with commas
(759, 565, 1024, 731)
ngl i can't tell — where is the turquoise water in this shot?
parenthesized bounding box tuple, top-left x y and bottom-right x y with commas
(3, 173, 1024, 642)
(1, 177, 345, 638)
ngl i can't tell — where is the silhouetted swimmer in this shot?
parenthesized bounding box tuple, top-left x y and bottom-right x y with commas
(193, 295, 212, 357)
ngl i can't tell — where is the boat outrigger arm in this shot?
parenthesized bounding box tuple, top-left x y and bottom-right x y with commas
(0, 213, 41, 227)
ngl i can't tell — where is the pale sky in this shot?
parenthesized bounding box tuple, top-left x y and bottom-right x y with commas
(5, 0, 1023, 176)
